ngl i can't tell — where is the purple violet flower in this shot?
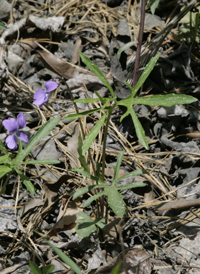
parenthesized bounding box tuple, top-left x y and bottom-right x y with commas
(33, 80, 59, 107)
(2, 113, 29, 150)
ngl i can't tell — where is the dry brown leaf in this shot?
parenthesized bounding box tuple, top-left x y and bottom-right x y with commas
(48, 197, 82, 237)
(19, 198, 43, 217)
(43, 174, 74, 208)
(155, 199, 200, 212)
(36, 50, 79, 79)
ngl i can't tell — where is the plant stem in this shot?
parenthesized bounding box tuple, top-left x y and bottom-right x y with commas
(132, 0, 145, 88)
(0, 171, 12, 196)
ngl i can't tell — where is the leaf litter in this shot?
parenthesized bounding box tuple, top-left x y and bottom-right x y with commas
(0, 0, 200, 273)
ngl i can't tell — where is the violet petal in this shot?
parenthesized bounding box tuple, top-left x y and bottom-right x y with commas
(16, 131, 29, 143)
(33, 91, 49, 107)
(17, 113, 26, 129)
(5, 134, 18, 150)
(2, 118, 18, 132)
(45, 80, 58, 93)
(33, 89, 46, 100)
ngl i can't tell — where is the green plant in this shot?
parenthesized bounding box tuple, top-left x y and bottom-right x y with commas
(73, 151, 147, 219)
(63, 51, 197, 233)
(177, 6, 200, 43)
(0, 117, 60, 195)
(29, 262, 55, 274)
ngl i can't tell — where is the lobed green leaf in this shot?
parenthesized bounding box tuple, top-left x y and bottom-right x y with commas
(0, 139, 8, 154)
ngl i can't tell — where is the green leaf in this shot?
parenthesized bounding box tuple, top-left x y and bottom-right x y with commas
(115, 169, 148, 184)
(117, 41, 136, 59)
(0, 154, 12, 164)
(74, 98, 102, 104)
(44, 264, 55, 274)
(111, 262, 121, 274)
(116, 182, 146, 190)
(132, 94, 197, 107)
(15, 169, 35, 194)
(20, 159, 60, 165)
(73, 168, 98, 181)
(123, 53, 160, 98)
(127, 107, 149, 150)
(82, 111, 107, 155)
(150, 0, 160, 14)
(75, 212, 104, 237)
(77, 134, 90, 173)
(64, 108, 102, 120)
(107, 186, 125, 218)
(0, 22, 6, 30)
(29, 262, 42, 274)
(40, 235, 83, 274)
(14, 117, 60, 167)
(0, 165, 12, 179)
(73, 184, 108, 200)
(112, 151, 124, 185)
(0, 139, 8, 154)
(84, 190, 106, 207)
(79, 52, 116, 99)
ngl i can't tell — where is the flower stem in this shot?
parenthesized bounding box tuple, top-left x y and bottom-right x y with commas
(132, 0, 145, 87)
